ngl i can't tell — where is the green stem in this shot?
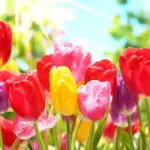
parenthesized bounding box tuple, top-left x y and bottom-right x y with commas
(0, 125, 3, 149)
(104, 142, 109, 150)
(66, 116, 71, 150)
(33, 122, 45, 150)
(52, 125, 60, 150)
(10, 137, 20, 150)
(144, 98, 150, 144)
(127, 115, 134, 150)
(71, 119, 82, 150)
(113, 127, 120, 150)
(92, 115, 108, 149)
(71, 116, 76, 134)
(85, 122, 95, 150)
(137, 104, 142, 127)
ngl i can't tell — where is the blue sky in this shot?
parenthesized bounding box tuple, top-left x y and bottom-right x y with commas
(57, 0, 145, 61)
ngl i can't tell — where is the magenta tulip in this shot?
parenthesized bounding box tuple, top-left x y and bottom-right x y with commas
(51, 42, 91, 83)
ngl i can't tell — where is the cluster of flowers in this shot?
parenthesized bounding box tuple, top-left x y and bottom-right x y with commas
(0, 21, 149, 150)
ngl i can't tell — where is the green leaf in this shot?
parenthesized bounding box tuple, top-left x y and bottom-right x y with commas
(139, 127, 146, 150)
(92, 115, 108, 149)
(120, 129, 133, 150)
(2, 111, 15, 120)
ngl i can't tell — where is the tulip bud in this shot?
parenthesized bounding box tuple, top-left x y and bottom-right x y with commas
(0, 21, 12, 66)
(0, 82, 9, 113)
(78, 80, 111, 121)
(119, 47, 150, 96)
(0, 117, 18, 148)
(36, 55, 53, 91)
(50, 66, 79, 116)
(51, 42, 91, 83)
(6, 71, 46, 121)
(76, 120, 92, 142)
(61, 133, 66, 150)
(110, 74, 138, 125)
(85, 59, 116, 94)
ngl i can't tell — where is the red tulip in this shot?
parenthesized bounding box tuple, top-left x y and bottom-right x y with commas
(103, 116, 139, 142)
(0, 117, 17, 148)
(0, 71, 16, 82)
(36, 55, 53, 91)
(85, 59, 117, 94)
(6, 71, 45, 121)
(103, 116, 117, 142)
(0, 21, 12, 66)
(125, 121, 140, 135)
(119, 47, 150, 96)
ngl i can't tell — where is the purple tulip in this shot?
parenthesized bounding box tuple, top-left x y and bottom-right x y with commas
(0, 82, 9, 113)
(110, 74, 138, 126)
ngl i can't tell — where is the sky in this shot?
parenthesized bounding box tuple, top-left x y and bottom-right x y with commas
(58, 0, 145, 61)
(35, 0, 147, 61)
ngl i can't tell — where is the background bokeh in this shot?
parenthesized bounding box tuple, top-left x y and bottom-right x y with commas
(0, 0, 150, 69)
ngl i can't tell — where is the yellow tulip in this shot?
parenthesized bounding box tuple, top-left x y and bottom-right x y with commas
(50, 66, 79, 116)
(76, 120, 92, 142)
(1, 60, 19, 73)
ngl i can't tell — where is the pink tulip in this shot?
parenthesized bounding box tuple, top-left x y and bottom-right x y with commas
(78, 80, 111, 121)
(61, 133, 66, 150)
(14, 111, 56, 140)
(30, 141, 39, 150)
(51, 42, 91, 83)
(54, 41, 73, 52)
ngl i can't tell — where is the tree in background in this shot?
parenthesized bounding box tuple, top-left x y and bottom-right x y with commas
(105, 0, 150, 69)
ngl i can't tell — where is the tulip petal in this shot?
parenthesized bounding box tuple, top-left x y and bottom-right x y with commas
(78, 80, 111, 121)
(14, 112, 56, 140)
(51, 45, 91, 83)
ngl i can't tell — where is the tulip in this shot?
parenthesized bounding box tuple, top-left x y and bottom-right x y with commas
(61, 133, 66, 150)
(0, 82, 9, 113)
(51, 42, 91, 84)
(0, 117, 18, 148)
(125, 121, 140, 135)
(85, 59, 117, 94)
(78, 80, 111, 121)
(103, 116, 139, 142)
(61, 115, 75, 123)
(0, 71, 16, 83)
(36, 42, 91, 91)
(111, 74, 138, 115)
(36, 55, 53, 91)
(119, 47, 150, 96)
(50, 66, 79, 116)
(30, 141, 39, 150)
(0, 21, 12, 66)
(103, 116, 117, 142)
(6, 71, 45, 121)
(76, 120, 92, 142)
(54, 41, 73, 52)
(110, 74, 138, 126)
(1, 60, 19, 73)
(14, 111, 56, 140)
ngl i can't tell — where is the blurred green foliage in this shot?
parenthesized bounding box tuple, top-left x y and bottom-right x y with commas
(0, 0, 55, 72)
(105, 0, 150, 69)
(106, 1, 148, 133)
